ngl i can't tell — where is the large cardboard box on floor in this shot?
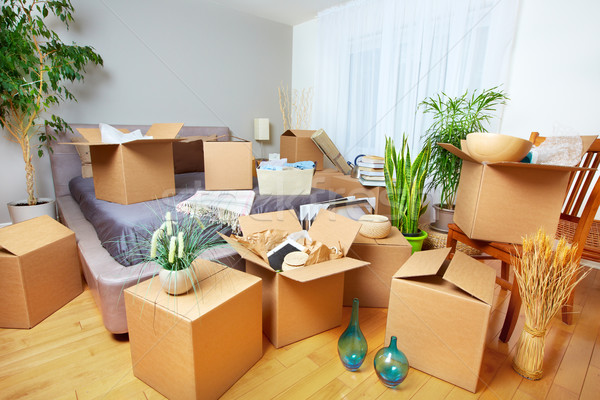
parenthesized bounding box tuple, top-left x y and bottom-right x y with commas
(125, 261, 262, 400)
(385, 248, 496, 393)
(439, 136, 596, 243)
(222, 209, 369, 348)
(204, 137, 253, 190)
(74, 123, 183, 205)
(0, 216, 82, 329)
(280, 130, 324, 170)
(344, 227, 412, 307)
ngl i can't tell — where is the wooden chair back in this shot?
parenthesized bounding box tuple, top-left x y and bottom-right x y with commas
(529, 132, 600, 263)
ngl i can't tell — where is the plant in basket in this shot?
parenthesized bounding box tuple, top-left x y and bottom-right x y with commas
(384, 134, 431, 253)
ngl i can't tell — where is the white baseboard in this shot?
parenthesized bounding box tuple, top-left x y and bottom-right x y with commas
(0, 222, 12, 229)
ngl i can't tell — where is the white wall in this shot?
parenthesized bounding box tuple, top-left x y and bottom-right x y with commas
(0, 0, 292, 223)
(501, 0, 600, 138)
(291, 1, 600, 139)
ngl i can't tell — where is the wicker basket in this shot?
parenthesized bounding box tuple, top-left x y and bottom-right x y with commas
(420, 223, 482, 256)
(358, 215, 391, 239)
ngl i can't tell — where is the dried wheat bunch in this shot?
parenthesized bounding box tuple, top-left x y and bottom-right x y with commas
(512, 229, 590, 379)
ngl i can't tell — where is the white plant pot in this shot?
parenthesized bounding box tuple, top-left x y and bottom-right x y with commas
(431, 203, 455, 233)
(7, 198, 57, 224)
(159, 268, 197, 295)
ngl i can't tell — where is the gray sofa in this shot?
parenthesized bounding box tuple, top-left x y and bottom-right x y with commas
(48, 124, 241, 334)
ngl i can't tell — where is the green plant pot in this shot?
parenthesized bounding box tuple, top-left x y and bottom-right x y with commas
(403, 229, 428, 254)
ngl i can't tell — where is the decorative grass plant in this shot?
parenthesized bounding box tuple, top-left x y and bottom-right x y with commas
(512, 229, 589, 380)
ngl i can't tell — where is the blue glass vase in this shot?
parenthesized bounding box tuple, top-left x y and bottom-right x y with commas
(337, 298, 368, 371)
(374, 336, 409, 387)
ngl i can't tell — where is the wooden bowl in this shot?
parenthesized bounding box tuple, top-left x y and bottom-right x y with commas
(465, 132, 532, 163)
(358, 215, 391, 239)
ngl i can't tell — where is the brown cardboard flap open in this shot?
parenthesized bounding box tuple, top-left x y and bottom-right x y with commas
(444, 251, 496, 305)
(282, 130, 315, 138)
(438, 143, 478, 163)
(393, 248, 450, 279)
(76, 128, 129, 143)
(145, 123, 184, 139)
(239, 210, 302, 236)
(308, 210, 361, 256)
(281, 257, 368, 283)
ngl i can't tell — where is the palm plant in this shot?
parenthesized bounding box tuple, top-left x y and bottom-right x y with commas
(419, 87, 508, 210)
(0, 0, 103, 206)
(384, 135, 431, 235)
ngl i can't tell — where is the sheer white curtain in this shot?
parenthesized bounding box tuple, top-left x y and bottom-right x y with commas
(314, 0, 520, 160)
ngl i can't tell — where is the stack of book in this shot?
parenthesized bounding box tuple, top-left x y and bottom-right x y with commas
(357, 155, 386, 187)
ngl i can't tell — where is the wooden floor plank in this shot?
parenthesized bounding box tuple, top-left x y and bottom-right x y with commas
(0, 268, 598, 399)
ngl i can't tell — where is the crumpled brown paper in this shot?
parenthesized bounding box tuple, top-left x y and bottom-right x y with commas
(304, 240, 343, 266)
(231, 229, 288, 264)
(230, 230, 343, 268)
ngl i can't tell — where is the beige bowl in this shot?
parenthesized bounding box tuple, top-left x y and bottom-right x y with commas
(465, 132, 533, 163)
(358, 214, 391, 239)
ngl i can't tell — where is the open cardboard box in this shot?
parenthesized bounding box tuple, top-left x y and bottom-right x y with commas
(439, 135, 597, 243)
(280, 130, 324, 171)
(0, 216, 82, 328)
(71, 123, 184, 205)
(385, 247, 496, 393)
(221, 209, 369, 348)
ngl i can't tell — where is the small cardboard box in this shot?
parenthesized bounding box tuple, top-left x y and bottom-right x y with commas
(222, 209, 369, 348)
(280, 130, 324, 170)
(0, 216, 82, 328)
(256, 167, 314, 195)
(204, 137, 253, 190)
(439, 136, 596, 243)
(385, 247, 496, 392)
(125, 261, 262, 400)
(74, 123, 184, 205)
(344, 227, 412, 307)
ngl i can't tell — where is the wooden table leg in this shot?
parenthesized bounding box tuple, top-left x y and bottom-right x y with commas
(500, 263, 521, 343)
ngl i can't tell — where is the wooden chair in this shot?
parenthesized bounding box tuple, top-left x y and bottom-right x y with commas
(447, 132, 600, 343)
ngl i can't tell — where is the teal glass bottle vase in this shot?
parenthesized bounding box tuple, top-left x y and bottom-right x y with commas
(337, 298, 368, 371)
(374, 336, 409, 387)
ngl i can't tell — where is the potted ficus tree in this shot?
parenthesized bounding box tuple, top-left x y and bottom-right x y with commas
(384, 135, 431, 253)
(419, 87, 508, 232)
(0, 0, 103, 223)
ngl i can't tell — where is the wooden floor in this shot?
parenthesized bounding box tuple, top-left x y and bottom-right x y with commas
(1, 265, 599, 400)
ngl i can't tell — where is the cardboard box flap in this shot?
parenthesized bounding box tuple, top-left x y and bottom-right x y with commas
(308, 210, 361, 256)
(437, 143, 479, 163)
(0, 215, 72, 256)
(444, 251, 496, 305)
(239, 210, 303, 237)
(145, 123, 184, 139)
(76, 128, 130, 143)
(281, 257, 369, 283)
(219, 233, 268, 267)
(282, 130, 315, 138)
(179, 134, 218, 143)
(393, 247, 451, 279)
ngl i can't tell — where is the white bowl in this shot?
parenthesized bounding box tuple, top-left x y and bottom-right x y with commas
(465, 132, 533, 163)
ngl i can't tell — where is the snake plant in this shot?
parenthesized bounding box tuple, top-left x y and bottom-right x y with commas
(384, 135, 431, 235)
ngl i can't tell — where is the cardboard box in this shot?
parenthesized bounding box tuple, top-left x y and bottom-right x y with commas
(280, 130, 324, 170)
(385, 247, 496, 392)
(204, 138, 253, 190)
(222, 209, 369, 348)
(73, 123, 183, 205)
(256, 167, 314, 195)
(125, 261, 262, 400)
(344, 227, 412, 307)
(0, 216, 82, 328)
(439, 136, 596, 243)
